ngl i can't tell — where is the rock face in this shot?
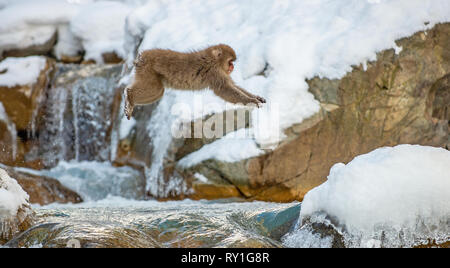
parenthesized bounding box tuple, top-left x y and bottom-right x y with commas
(2, 167, 82, 205)
(171, 23, 449, 202)
(0, 57, 54, 167)
(1, 30, 57, 59)
(0, 168, 35, 245)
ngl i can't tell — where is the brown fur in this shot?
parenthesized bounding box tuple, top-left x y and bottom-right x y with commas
(124, 44, 266, 119)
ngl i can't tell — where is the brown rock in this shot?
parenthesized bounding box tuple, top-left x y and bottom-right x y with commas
(245, 23, 449, 201)
(0, 57, 55, 166)
(3, 167, 83, 205)
(102, 52, 124, 64)
(2, 31, 57, 58)
(0, 57, 54, 131)
(175, 23, 450, 202)
(59, 54, 83, 64)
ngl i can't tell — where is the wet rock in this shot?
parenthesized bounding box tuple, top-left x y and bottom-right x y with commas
(2, 223, 62, 248)
(1, 167, 82, 205)
(2, 222, 161, 248)
(252, 204, 301, 240)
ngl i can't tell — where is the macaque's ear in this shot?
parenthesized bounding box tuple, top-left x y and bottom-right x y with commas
(212, 48, 222, 58)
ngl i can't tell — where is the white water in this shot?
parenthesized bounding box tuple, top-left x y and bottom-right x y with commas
(35, 65, 119, 166)
(0, 102, 17, 161)
(17, 161, 145, 202)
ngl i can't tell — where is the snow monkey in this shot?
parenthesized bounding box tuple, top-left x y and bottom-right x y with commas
(124, 44, 266, 119)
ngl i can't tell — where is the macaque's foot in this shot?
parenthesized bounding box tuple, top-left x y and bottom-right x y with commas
(249, 97, 264, 108)
(256, 96, 266, 103)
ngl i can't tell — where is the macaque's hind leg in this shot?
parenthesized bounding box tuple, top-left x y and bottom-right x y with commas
(124, 74, 164, 119)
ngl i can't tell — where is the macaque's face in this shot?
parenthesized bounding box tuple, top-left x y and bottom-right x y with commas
(227, 59, 234, 74)
(211, 44, 237, 75)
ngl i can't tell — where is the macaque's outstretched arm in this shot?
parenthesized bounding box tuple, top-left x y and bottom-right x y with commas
(212, 81, 263, 107)
(235, 85, 266, 104)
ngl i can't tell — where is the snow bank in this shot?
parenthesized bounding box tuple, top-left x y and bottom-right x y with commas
(70, 1, 132, 63)
(0, 0, 81, 54)
(0, 0, 132, 62)
(0, 56, 47, 87)
(0, 168, 29, 218)
(284, 145, 450, 248)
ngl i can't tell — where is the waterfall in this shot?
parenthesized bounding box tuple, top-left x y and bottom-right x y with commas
(0, 102, 17, 161)
(34, 64, 121, 167)
(145, 91, 176, 197)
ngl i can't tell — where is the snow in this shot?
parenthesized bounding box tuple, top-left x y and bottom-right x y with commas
(0, 0, 131, 62)
(0, 0, 81, 54)
(119, 116, 136, 139)
(284, 145, 450, 248)
(70, 1, 132, 63)
(0, 56, 47, 87)
(194, 173, 210, 184)
(0, 168, 29, 218)
(53, 24, 83, 59)
(178, 128, 264, 168)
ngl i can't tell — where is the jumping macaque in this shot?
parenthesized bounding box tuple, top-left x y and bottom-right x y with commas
(124, 44, 266, 119)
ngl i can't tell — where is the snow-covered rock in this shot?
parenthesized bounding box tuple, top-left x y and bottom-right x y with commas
(0, 56, 53, 166)
(0, 168, 34, 244)
(0, 56, 47, 87)
(283, 145, 450, 248)
(171, 23, 450, 202)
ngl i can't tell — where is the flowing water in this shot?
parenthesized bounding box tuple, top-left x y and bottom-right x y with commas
(27, 64, 121, 167)
(4, 200, 300, 248)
